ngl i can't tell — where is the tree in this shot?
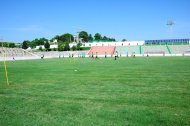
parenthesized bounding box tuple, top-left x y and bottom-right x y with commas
(30, 39, 38, 48)
(53, 35, 60, 40)
(22, 41, 28, 49)
(44, 41, 50, 51)
(53, 48, 57, 51)
(63, 42, 70, 51)
(2, 42, 8, 47)
(72, 45, 77, 51)
(79, 31, 88, 42)
(51, 35, 61, 43)
(77, 42, 82, 50)
(102, 36, 108, 40)
(58, 42, 64, 51)
(30, 38, 48, 48)
(88, 34, 93, 41)
(39, 46, 43, 51)
(110, 38, 116, 42)
(39, 38, 48, 45)
(52, 34, 73, 43)
(94, 33, 102, 40)
(25, 40, 32, 48)
(15, 43, 22, 48)
(60, 33, 73, 43)
(9, 43, 16, 48)
(122, 39, 127, 42)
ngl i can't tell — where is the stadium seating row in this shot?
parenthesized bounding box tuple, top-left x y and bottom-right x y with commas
(88, 46, 115, 56)
(1, 45, 190, 61)
(0, 47, 39, 61)
(33, 51, 89, 58)
(114, 46, 140, 55)
(142, 45, 169, 54)
(0, 47, 35, 57)
(118, 45, 190, 55)
(168, 45, 190, 54)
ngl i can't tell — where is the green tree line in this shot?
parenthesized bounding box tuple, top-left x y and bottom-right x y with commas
(1, 31, 118, 51)
(0, 42, 16, 48)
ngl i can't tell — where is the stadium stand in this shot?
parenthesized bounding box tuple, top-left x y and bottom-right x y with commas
(145, 39, 189, 45)
(114, 46, 127, 55)
(168, 45, 190, 54)
(142, 45, 169, 56)
(1, 44, 190, 61)
(33, 51, 89, 58)
(115, 46, 140, 56)
(88, 46, 115, 57)
(126, 46, 140, 55)
(0, 47, 39, 61)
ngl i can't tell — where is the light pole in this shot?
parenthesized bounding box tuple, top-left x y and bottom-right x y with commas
(167, 20, 175, 36)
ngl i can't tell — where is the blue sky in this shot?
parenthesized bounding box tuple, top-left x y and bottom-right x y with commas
(0, 0, 190, 42)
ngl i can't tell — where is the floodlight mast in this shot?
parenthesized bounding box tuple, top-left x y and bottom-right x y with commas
(167, 20, 175, 35)
(76, 28, 81, 43)
(74, 28, 82, 43)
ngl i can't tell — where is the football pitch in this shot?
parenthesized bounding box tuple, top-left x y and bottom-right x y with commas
(0, 57, 190, 126)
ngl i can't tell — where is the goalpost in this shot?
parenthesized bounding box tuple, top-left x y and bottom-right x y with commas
(1, 44, 9, 86)
(143, 51, 165, 56)
(183, 51, 190, 56)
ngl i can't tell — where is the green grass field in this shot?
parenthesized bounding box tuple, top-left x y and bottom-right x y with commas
(0, 57, 190, 126)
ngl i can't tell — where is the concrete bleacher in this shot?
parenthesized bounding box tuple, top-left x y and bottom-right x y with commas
(115, 46, 128, 55)
(1, 44, 190, 61)
(142, 45, 169, 55)
(115, 46, 140, 56)
(126, 46, 140, 55)
(33, 51, 89, 58)
(0, 47, 39, 61)
(88, 45, 190, 57)
(168, 45, 190, 54)
(88, 46, 115, 57)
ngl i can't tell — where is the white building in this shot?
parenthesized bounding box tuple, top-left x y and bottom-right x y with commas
(35, 45, 58, 49)
(69, 41, 145, 48)
(83, 41, 144, 47)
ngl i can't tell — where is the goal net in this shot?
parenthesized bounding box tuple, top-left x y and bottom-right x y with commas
(143, 51, 165, 56)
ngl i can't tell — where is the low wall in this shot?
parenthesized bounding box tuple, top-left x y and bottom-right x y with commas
(1, 53, 190, 62)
